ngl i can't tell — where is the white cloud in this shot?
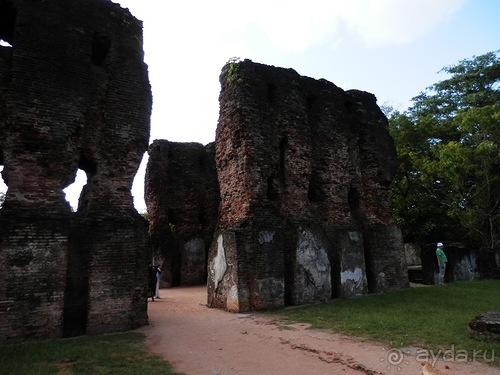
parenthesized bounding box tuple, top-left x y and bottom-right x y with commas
(115, 0, 467, 62)
(241, 0, 466, 50)
(339, 0, 465, 46)
(117, 0, 464, 54)
(242, 1, 342, 53)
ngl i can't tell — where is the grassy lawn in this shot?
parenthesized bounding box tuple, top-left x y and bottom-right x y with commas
(0, 332, 182, 375)
(1, 280, 498, 373)
(273, 279, 500, 367)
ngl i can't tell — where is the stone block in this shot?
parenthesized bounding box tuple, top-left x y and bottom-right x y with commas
(469, 311, 500, 342)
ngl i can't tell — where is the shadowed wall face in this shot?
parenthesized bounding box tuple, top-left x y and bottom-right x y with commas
(207, 60, 408, 312)
(0, 0, 152, 342)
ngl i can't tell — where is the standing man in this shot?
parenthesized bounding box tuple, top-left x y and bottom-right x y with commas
(436, 242, 448, 285)
(155, 265, 162, 298)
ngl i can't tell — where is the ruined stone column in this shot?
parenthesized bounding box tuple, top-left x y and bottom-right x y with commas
(0, 0, 151, 341)
(207, 60, 407, 312)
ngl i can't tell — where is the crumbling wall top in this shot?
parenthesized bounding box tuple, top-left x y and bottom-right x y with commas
(0, 0, 152, 216)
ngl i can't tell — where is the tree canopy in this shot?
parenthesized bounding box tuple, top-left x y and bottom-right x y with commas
(387, 51, 499, 250)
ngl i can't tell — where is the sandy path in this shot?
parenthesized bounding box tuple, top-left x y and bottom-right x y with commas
(139, 285, 499, 375)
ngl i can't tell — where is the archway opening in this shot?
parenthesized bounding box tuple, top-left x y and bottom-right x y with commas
(63, 169, 87, 212)
(63, 168, 89, 337)
(0, 165, 7, 209)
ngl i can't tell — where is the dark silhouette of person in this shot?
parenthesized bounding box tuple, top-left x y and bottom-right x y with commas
(148, 264, 158, 301)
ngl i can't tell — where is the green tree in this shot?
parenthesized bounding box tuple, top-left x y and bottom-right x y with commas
(388, 51, 500, 250)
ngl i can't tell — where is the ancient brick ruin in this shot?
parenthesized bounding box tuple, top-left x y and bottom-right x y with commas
(146, 140, 220, 287)
(147, 60, 409, 313)
(0, 0, 410, 342)
(0, 0, 152, 342)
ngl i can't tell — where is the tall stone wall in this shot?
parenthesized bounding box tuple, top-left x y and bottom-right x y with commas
(207, 60, 408, 311)
(0, 0, 152, 342)
(145, 140, 220, 287)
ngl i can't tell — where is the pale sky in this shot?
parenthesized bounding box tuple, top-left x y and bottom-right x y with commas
(1, 0, 499, 213)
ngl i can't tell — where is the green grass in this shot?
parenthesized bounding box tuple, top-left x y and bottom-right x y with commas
(0, 332, 182, 375)
(271, 280, 500, 366)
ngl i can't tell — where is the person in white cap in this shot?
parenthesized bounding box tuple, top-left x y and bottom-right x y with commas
(436, 242, 448, 284)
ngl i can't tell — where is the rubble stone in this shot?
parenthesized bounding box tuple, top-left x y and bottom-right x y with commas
(469, 311, 500, 342)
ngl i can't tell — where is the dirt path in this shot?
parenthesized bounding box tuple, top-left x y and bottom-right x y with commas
(139, 286, 499, 375)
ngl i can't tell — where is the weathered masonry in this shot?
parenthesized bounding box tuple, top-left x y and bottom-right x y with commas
(146, 140, 220, 287)
(0, 0, 152, 342)
(1, 0, 410, 341)
(208, 60, 408, 311)
(147, 60, 409, 313)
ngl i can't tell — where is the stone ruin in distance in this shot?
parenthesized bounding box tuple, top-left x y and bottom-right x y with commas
(0, 0, 409, 342)
(147, 60, 409, 312)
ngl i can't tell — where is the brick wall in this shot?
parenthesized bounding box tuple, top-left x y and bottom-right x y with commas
(207, 60, 408, 311)
(0, 0, 151, 342)
(145, 140, 220, 287)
